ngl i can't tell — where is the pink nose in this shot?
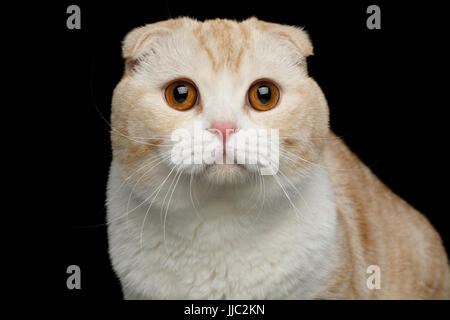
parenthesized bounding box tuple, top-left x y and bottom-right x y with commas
(209, 122, 237, 145)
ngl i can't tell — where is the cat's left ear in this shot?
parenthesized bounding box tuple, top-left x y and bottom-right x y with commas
(271, 25, 313, 57)
(247, 18, 313, 57)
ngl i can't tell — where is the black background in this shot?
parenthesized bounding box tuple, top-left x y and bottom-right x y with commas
(38, 0, 449, 301)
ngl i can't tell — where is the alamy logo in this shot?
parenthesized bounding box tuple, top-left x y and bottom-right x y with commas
(366, 265, 381, 290)
(66, 265, 81, 290)
(170, 121, 279, 175)
(366, 5, 381, 30)
(66, 5, 81, 30)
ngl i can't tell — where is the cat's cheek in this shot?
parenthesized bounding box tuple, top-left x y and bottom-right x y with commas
(301, 77, 330, 120)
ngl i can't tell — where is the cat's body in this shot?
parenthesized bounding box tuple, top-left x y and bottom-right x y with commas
(107, 17, 450, 299)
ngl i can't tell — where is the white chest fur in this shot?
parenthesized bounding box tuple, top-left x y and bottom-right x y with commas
(107, 161, 338, 299)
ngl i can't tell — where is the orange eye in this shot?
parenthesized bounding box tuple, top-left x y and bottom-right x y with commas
(247, 81, 280, 111)
(165, 81, 198, 110)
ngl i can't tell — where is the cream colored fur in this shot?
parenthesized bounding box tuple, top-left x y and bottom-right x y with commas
(107, 17, 450, 299)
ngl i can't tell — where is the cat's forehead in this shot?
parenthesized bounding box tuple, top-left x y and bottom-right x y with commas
(191, 19, 251, 73)
(124, 17, 312, 79)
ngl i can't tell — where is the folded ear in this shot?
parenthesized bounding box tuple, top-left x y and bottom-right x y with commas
(122, 23, 170, 59)
(247, 17, 313, 57)
(271, 25, 313, 57)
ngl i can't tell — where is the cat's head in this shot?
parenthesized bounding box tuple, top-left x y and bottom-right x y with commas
(111, 17, 329, 194)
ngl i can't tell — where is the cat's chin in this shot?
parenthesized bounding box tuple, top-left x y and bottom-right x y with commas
(201, 163, 251, 186)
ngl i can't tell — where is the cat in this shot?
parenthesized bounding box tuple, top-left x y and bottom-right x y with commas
(106, 17, 450, 299)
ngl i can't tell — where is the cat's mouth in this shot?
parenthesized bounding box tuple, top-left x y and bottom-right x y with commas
(205, 163, 246, 170)
(202, 163, 249, 185)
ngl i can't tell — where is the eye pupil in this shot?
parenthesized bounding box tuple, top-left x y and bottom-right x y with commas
(165, 81, 197, 110)
(173, 85, 188, 103)
(248, 81, 279, 111)
(257, 85, 271, 104)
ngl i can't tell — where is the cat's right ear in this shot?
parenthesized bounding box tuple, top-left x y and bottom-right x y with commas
(122, 25, 169, 59)
(121, 24, 170, 72)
